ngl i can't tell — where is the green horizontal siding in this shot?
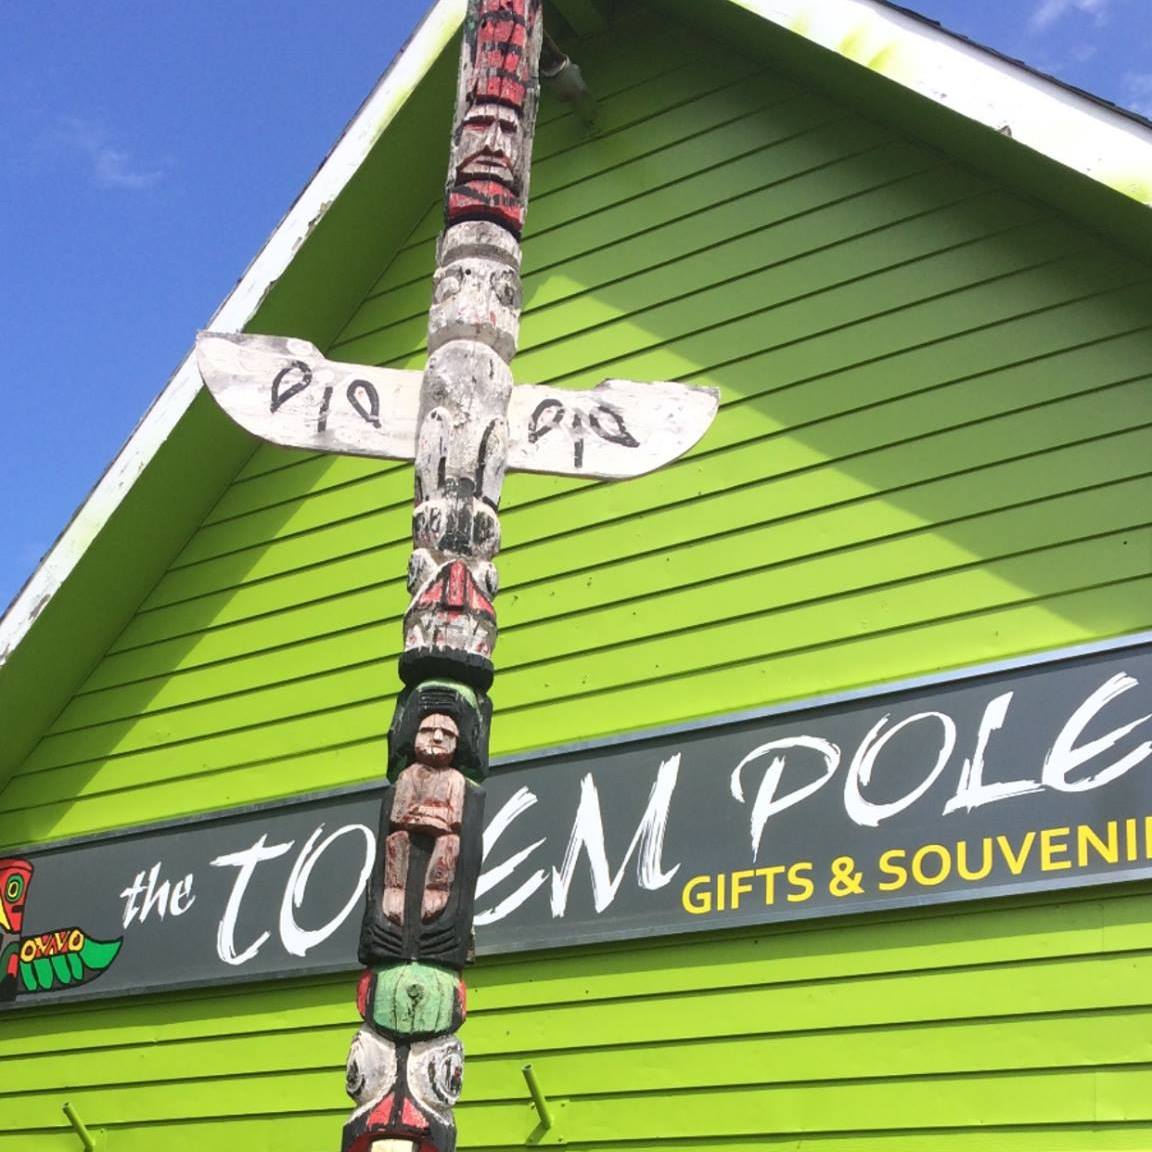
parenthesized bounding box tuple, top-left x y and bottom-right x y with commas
(3, 4, 1152, 1149)
(2, 890, 1152, 1148)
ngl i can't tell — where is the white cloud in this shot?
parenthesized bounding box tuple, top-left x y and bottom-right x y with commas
(1029, 0, 1109, 32)
(1124, 72, 1152, 118)
(53, 117, 168, 190)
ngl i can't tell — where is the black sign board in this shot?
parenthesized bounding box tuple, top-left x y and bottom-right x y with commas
(3, 634, 1151, 1007)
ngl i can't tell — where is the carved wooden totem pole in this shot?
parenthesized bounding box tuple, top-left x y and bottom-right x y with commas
(196, 3, 719, 1148)
(345, 14, 540, 1144)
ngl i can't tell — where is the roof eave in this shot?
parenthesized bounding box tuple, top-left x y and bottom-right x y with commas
(729, 0, 1152, 207)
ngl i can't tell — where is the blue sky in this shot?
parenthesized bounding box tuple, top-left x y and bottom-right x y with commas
(3, 0, 1150, 615)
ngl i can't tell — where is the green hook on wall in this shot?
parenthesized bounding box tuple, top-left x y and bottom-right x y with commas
(63, 1102, 107, 1151)
(521, 1063, 554, 1131)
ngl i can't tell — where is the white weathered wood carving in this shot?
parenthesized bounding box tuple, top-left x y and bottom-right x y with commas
(196, 331, 718, 480)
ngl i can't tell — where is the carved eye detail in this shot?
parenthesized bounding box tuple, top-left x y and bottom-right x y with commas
(472, 507, 501, 554)
(345, 1054, 365, 1100)
(408, 549, 437, 594)
(493, 270, 520, 308)
(478, 561, 499, 599)
(429, 1044, 464, 1105)
(434, 272, 462, 303)
(409, 1035, 464, 1122)
(346, 1028, 398, 1105)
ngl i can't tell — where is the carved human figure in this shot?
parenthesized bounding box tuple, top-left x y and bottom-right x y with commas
(349, 682, 489, 1152)
(358, 681, 489, 971)
(383, 714, 467, 924)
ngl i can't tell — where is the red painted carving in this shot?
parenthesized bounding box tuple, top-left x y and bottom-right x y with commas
(423, 834, 461, 921)
(446, 0, 543, 236)
(393, 765, 467, 837)
(382, 831, 410, 925)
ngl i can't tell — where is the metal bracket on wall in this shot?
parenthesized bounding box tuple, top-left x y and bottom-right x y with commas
(62, 1102, 107, 1151)
(541, 33, 599, 126)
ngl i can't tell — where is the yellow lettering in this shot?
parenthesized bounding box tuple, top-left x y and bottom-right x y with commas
(956, 837, 994, 881)
(19, 939, 36, 963)
(67, 929, 85, 953)
(1126, 818, 1139, 861)
(681, 875, 712, 915)
(912, 844, 952, 887)
(717, 872, 726, 912)
(996, 832, 1036, 875)
(755, 865, 785, 905)
(786, 862, 815, 902)
(1077, 820, 1118, 867)
(877, 849, 907, 891)
(730, 870, 755, 910)
(1040, 827, 1071, 871)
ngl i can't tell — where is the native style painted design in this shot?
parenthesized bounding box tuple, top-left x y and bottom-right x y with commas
(445, 0, 540, 236)
(344, 684, 489, 1152)
(194, 2, 718, 1145)
(0, 858, 122, 1003)
(344, 6, 542, 1148)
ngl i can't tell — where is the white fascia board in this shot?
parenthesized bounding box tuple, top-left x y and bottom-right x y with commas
(0, 0, 465, 669)
(732, 0, 1152, 206)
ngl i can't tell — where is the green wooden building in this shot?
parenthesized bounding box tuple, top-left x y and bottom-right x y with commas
(2, 0, 1152, 1147)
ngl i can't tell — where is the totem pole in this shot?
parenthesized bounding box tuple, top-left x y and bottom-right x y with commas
(196, 4, 719, 1148)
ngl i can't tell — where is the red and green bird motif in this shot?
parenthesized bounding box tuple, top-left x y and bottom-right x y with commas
(0, 858, 122, 1003)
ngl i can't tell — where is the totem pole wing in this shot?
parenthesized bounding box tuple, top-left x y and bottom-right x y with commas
(196, 332, 422, 461)
(507, 379, 720, 479)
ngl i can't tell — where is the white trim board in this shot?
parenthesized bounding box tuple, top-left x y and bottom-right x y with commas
(735, 0, 1152, 205)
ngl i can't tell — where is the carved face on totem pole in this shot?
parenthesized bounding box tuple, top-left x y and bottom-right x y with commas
(344, 1027, 465, 1152)
(445, 0, 541, 235)
(427, 236, 522, 361)
(414, 714, 460, 769)
(345, 965, 467, 1152)
(455, 102, 524, 195)
(387, 681, 492, 785)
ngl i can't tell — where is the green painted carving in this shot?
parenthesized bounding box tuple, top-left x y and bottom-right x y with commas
(371, 962, 460, 1036)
